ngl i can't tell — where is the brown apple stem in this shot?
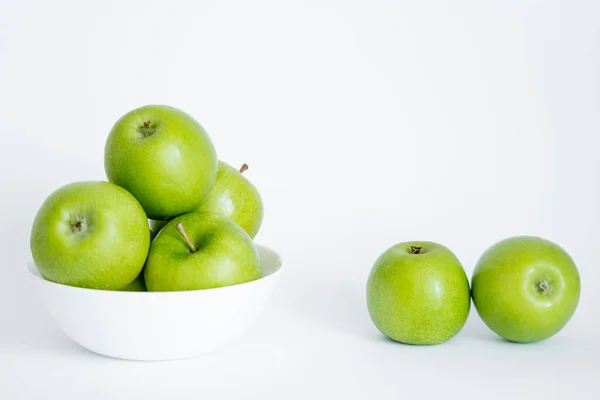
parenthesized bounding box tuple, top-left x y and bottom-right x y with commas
(176, 222, 197, 253)
(239, 163, 249, 173)
(410, 246, 422, 254)
(139, 120, 155, 137)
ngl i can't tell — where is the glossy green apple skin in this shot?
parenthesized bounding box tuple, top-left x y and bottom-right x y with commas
(367, 242, 471, 345)
(121, 271, 147, 292)
(144, 212, 262, 292)
(472, 236, 581, 343)
(30, 181, 150, 290)
(104, 105, 218, 220)
(147, 161, 264, 238)
(196, 161, 263, 238)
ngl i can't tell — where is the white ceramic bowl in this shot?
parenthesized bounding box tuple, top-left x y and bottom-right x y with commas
(25, 245, 282, 361)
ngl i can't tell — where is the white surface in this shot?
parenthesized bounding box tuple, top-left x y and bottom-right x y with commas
(25, 245, 282, 361)
(0, 0, 598, 398)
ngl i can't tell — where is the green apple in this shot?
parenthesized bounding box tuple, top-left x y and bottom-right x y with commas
(104, 104, 218, 220)
(144, 212, 262, 291)
(147, 161, 264, 239)
(195, 161, 263, 238)
(30, 181, 150, 290)
(471, 236, 581, 343)
(367, 241, 471, 345)
(121, 271, 147, 292)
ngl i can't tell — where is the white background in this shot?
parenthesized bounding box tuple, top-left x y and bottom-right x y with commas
(1, 0, 599, 398)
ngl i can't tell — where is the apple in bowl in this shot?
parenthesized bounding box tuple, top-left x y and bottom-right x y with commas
(30, 181, 150, 290)
(28, 181, 281, 360)
(149, 160, 264, 240)
(25, 244, 282, 360)
(28, 176, 283, 360)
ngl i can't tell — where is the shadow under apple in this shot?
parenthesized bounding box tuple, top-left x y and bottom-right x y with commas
(279, 275, 520, 345)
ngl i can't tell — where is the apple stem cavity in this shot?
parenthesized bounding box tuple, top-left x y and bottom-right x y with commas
(70, 217, 87, 235)
(176, 222, 197, 253)
(138, 120, 156, 138)
(410, 246, 423, 254)
(239, 163, 249, 173)
(537, 280, 551, 296)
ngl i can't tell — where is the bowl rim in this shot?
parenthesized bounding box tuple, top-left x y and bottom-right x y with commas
(25, 243, 283, 296)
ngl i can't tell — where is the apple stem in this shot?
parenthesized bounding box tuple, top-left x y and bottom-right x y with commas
(239, 163, 249, 173)
(410, 246, 423, 254)
(176, 222, 197, 253)
(139, 120, 155, 137)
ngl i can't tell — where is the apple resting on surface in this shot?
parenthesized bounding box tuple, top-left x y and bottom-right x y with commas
(144, 212, 262, 292)
(30, 181, 150, 290)
(471, 236, 581, 343)
(367, 241, 471, 345)
(195, 161, 263, 238)
(104, 104, 218, 220)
